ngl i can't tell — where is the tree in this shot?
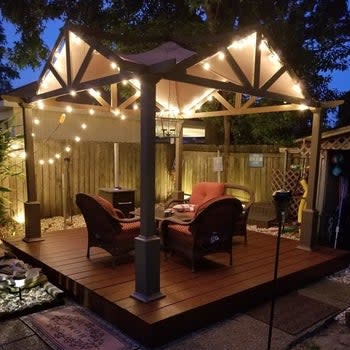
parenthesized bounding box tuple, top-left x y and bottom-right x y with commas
(336, 91, 350, 127)
(0, 24, 18, 92)
(0, 120, 23, 225)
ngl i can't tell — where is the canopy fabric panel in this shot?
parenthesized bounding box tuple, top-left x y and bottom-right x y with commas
(33, 24, 312, 110)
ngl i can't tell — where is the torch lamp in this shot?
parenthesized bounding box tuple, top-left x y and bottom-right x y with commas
(267, 190, 291, 350)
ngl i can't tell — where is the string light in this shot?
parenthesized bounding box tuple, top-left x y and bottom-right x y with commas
(81, 123, 87, 129)
(298, 103, 308, 111)
(55, 153, 61, 159)
(33, 118, 40, 125)
(217, 51, 225, 60)
(89, 108, 95, 115)
(74, 136, 81, 142)
(39, 159, 45, 165)
(120, 114, 126, 120)
(203, 62, 211, 71)
(111, 108, 120, 116)
(65, 146, 71, 152)
(110, 62, 119, 71)
(48, 158, 54, 164)
(37, 100, 44, 110)
(122, 80, 128, 86)
(65, 105, 73, 113)
(70, 90, 77, 97)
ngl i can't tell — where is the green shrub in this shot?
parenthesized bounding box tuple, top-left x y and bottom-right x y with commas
(0, 119, 23, 225)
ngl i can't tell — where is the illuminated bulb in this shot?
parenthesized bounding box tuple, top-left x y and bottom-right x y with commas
(259, 40, 269, 52)
(203, 62, 211, 70)
(13, 212, 25, 224)
(74, 136, 81, 142)
(59, 113, 66, 124)
(111, 108, 120, 116)
(55, 153, 61, 159)
(133, 104, 139, 110)
(31, 133, 35, 137)
(110, 62, 118, 70)
(122, 80, 128, 86)
(81, 123, 87, 129)
(66, 105, 73, 113)
(37, 100, 44, 110)
(33, 118, 40, 125)
(298, 104, 308, 111)
(65, 146, 71, 152)
(292, 84, 302, 95)
(70, 90, 77, 97)
(120, 114, 126, 120)
(217, 51, 225, 60)
(39, 159, 45, 165)
(48, 158, 54, 164)
(133, 79, 141, 87)
(89, 108, 95, 115)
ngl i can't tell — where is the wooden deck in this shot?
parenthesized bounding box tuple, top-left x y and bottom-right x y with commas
(3, 228, 350, 348)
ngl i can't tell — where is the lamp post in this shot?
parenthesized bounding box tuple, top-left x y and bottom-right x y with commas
(267, 190, 291, 350)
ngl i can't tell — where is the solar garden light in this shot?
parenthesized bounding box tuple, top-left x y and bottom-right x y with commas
(13, 276, 26, 300)
(267, 190, 292, 350)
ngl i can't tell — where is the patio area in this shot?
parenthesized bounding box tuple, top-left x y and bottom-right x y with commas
(3, 227, 350, 348)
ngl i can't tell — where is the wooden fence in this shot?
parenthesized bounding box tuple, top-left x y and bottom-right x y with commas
(2, 140, 299, 218)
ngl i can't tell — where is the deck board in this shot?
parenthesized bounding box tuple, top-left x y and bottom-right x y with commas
(3, 227, 350, 347)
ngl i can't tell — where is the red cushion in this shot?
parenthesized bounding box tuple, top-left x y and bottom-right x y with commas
(92, 195, 124, 218)
(168, 224, 191, 236)
(120, 221, 140, 236)
(189, 182, 225, 206)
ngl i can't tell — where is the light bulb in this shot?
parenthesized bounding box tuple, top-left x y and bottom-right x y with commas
(48, 158, 54, 164)
(65, 146, 71, 152)
(66, 105, 73, 113)
(55, 153, 61, 159)
(74, 136, 81, 142)
(81, 123, 87, 129)
(33, 118, 40, 125)
(89, 108, 95, 115)
(39, 159, 45, 165)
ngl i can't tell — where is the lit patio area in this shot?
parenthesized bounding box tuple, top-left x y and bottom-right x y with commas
(3, 228, 350, 348)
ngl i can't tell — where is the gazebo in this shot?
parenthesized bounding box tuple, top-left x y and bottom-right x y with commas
(1, 23, 342, 303)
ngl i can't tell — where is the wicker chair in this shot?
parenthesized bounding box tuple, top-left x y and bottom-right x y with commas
(224, 183, 255, 243)
(161, 195, 243, 272)
(165, 181, 225, 209)
(76, 193, 140, 267)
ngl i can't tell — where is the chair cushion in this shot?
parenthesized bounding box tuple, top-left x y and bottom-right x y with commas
(120, 221, 140, 236)
(92, 195, 125, 218)
(168, 224, 191, 236)
(189, 182, 225, 206)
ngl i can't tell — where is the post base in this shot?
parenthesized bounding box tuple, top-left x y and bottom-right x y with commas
(132, 235, 164, 302)
(23, 201, 43, 242)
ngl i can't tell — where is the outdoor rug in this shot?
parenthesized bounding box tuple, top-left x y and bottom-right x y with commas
(21, 304, 140, 350)
(298, 279, 350, 310)
(246, 292, 341, 335)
